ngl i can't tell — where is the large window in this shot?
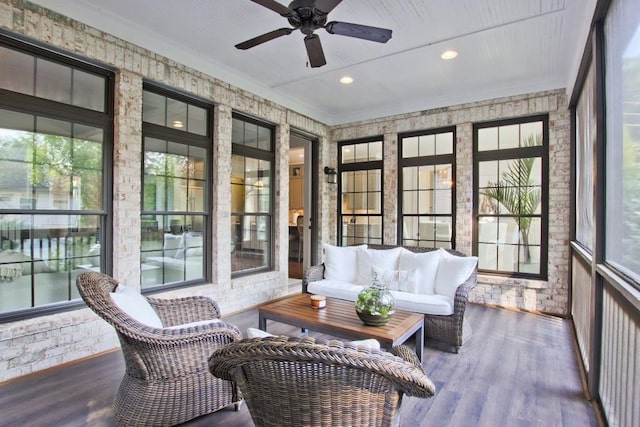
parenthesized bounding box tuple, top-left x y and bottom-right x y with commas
(575, 59, 596, 251)
(339, 137, 383, 245)
(140, 87, 210, 288)
(604, 0, 640, 284)
(399, 128, 455, 248)
(230, 114, 274, 275)
(474, 116, 548, 278)
(0, 39, 112, 318)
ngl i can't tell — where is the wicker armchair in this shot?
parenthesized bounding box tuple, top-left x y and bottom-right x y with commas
(302, 244, 477, 353)
(209, 336, 435, 427)
(76, 272, 243, 426)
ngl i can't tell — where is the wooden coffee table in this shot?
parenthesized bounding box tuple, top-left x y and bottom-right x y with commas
(258, 293, 425, 361)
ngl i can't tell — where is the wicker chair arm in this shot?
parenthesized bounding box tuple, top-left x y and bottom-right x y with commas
(148, 295, 221, 326)
(209, 337, 435, 398)
(302, 263, 325, 293)
(389, 344, 422, 368)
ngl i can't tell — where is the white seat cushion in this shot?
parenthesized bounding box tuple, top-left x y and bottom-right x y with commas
(391, 290, 454, 316)
(307, 279, 361, 302)
(110, 284, 163, 328)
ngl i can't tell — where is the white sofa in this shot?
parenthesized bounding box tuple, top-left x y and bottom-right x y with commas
(303, 244, 478, 353)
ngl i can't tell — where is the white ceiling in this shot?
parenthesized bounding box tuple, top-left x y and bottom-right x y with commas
(31, 0, 596, 125)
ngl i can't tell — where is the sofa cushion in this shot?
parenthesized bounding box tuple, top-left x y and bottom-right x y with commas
(391, 290, 454, 315)
(397, 249, 442, 295)
(355, 247, 403, 285)
(110, 284, 163, 328)
(435, 249, 478, 300)
(323, 244, 366, 282)
(307, 279, 362, 302)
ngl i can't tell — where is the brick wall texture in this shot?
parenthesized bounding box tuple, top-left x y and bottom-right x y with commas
(0, 0, 571, 382)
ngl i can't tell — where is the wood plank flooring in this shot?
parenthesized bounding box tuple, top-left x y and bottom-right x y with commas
(0, 303, 599, 427)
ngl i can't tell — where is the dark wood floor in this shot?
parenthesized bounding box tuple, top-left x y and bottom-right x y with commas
(0, 303, 599, 427)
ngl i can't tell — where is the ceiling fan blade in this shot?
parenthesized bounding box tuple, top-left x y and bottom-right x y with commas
(235, 28, 294, 50)
(325, 21, 392, 43)
(304, 34, 326, 68)
(250, 0, 292, 17)
(313, 0, 342, 14)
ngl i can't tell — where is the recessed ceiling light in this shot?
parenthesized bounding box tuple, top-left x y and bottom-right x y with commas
(339, 76, 354, 85)
(441, 50, 458, 60)
(172, 120, 184, 128)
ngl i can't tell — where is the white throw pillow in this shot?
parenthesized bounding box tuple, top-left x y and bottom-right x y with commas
(110, 284, 163, 328)
(397, 249, 442, 295)
(371, 267, 414, 292)
(323, 244, 367, 282)
(434, 249, 478, 300)
(355, 247, 403, 285)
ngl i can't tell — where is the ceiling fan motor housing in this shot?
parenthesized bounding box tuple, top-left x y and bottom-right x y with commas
(288, 0, 328, 35)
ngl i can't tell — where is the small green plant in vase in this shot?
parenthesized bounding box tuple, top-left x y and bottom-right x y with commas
(355, 272, 395, 326)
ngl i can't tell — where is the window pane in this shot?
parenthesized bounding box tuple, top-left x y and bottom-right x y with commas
(0, 46, 34, 95)
(0, 214, 101, 312)
(187, 105, 207, 136)
(369, 141, 383, 160)
(342, 144, 355, 163)
(499, 124, 519, 149)
(478, 127, 498, 151)
(72, 70, 105, 112)
(419, 134, 435, 156)
(575, 59, 595, 250)
(167, 97, 187, 130)
(403, 137, 419, 158)
(435, 132, 454, 155)
(35, 58, 71, 104)
(143, 91, 166, 126)
(142, 216, 205, 286)
(604, 0, 640, 280)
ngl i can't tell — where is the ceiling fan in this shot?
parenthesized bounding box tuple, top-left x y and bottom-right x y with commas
(236, 0, 392, 68)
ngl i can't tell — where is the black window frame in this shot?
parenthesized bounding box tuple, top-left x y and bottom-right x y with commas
(230, 112, 275, 277)
(473, 115, 549, 280)
(0, 32, 114, 322)
(337, 135, 384, 246)
(398, 126, 457, 249)
(140, 83, 214, 291)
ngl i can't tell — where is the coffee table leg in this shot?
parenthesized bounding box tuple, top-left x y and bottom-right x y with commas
(259, 313, 267, 331)
(415, 324, 424, 362)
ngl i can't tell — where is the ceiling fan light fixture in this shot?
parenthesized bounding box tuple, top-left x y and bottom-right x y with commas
(441, 50, 458, 60)
(339, 75, 354, 85)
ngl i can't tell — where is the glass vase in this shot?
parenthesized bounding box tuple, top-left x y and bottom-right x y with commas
(355, 272, 395, 326)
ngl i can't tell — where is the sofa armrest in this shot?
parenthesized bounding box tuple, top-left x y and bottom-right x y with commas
(451, 269, 477, 323)
(302, 263, 325, 293)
